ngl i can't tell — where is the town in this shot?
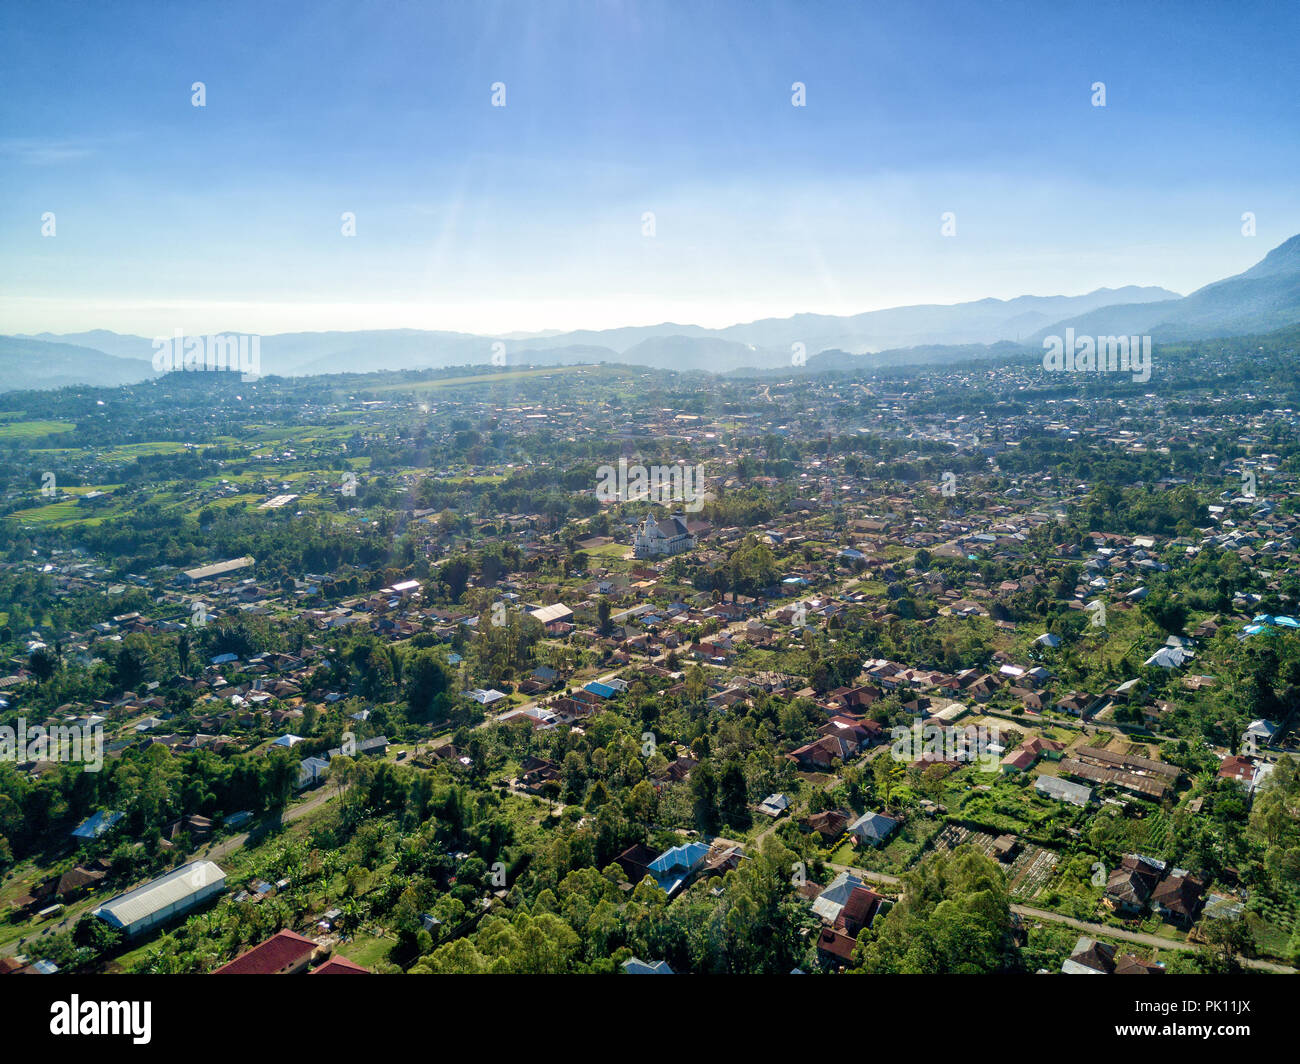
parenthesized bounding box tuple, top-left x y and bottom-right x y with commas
(0, 323, 1297, 976)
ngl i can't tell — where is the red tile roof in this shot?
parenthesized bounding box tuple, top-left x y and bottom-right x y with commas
(213, 928, 317, 974)
(311, 954, 370, 974)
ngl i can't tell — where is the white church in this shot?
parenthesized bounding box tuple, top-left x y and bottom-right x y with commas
(633, 513, 697, 558)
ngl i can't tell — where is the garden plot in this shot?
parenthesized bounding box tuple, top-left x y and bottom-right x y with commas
(932, 823, 997, 858)
(1008, 845, 1058, 900)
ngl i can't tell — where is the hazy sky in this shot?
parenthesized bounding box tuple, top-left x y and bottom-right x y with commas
(2, 0, 1298, 337)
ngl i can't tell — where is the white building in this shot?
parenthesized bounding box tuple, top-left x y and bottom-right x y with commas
(633, 513, 696, 558)
(93, 860, 226, 937)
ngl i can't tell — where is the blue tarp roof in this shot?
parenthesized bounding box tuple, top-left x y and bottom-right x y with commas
(648, 841, 708, 876)
(71, 809, 124, 839)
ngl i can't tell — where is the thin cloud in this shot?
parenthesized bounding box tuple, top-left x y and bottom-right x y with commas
(0, 138, 98, 164)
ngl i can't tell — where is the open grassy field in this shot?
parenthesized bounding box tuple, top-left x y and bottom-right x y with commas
(30, 440, 190, 461)
(10, 484, 127, 526)
(367, 364, 601, 394)
(0, 419, 76, 439)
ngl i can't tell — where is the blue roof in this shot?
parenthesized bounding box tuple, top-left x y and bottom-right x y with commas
(71, 809, 125, 839)
(648, 841, 708, 876)
(583, 681, 617, 699)
(622, 957, 674, 974)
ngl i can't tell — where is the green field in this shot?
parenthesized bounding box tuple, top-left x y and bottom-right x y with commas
(30, 440, 190, 461)
(0, 419, 75, 439)
(368, 364, 601, 394)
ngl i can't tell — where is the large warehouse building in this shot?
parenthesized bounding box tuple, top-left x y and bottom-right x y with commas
(93, 860, 226, 937)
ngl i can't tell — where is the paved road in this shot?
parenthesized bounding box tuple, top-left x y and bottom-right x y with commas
(202, 784, 344, 862)
(483, 571, 866, 737)
(824, 861, 1295, 973)
(0, 785, 348, 960)
(828, 861, 902, 887)
(1010, 904, 1297, 974)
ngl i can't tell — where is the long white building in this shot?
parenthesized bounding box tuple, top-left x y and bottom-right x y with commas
(93, 860, 226, 937)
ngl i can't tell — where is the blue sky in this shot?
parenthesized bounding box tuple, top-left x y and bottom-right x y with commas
(2, 0, 1298, 336)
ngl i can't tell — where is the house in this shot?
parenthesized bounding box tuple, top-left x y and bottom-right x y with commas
(1105, 855, 1165, 914)
(1114, 953, 1165, 974)
(62, 863, 108, 894)
(516, 756, 560, 794)
(647, 842, 709, 896)
(811, 871, 865, 923)
(633, 513, 696, 558)
(311, 954, 370, 974)
(71, 809, 125, 840)
(836, 885, 884, 936)
(816, 926, 858, 968)
(214, 928, 317, 974)
(788, 735, 855, 771)
(818, 716, 876, 752)
(532, 665, 559, 683)
(800, 808, 851, 843)
(1151, 872, 1205, 928)
(326, 736, 388, 760)
(1055, 692, 1096, 717)
(1021, 736, 1065, 761)
(1143, 645, 1194, 669)
(1000, 748, 1036, 774)
(1035, 775, 1092, 808)
(653, 755, 698, 785)
(615, 842, 661, 887)
(622, 957, 674, 974)
(297, 755, 330, 790)
(847, 812, 898, 847)
(1061, 937, 1115, 974)
(1062, 936, 1163, 974)
(1218, 754, 1270, 793)
(758, 793, 790, 818)
(1243, 718, 1279, 748)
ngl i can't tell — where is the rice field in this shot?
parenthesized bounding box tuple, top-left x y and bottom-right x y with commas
(0, 419, 75, 439)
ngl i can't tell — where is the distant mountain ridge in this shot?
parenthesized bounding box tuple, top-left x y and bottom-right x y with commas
(0, 337, 155, 392)
(4, 285, 1182, 383)
(1034, 234, 1300, 342)
(5, 234, 1300, 390)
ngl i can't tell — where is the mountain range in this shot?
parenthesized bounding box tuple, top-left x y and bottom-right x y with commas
(4, 234, 1300, 392)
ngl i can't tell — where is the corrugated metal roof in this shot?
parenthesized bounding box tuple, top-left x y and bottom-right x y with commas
(528, 602, 573, 624)
(94, 860, 225, 929)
